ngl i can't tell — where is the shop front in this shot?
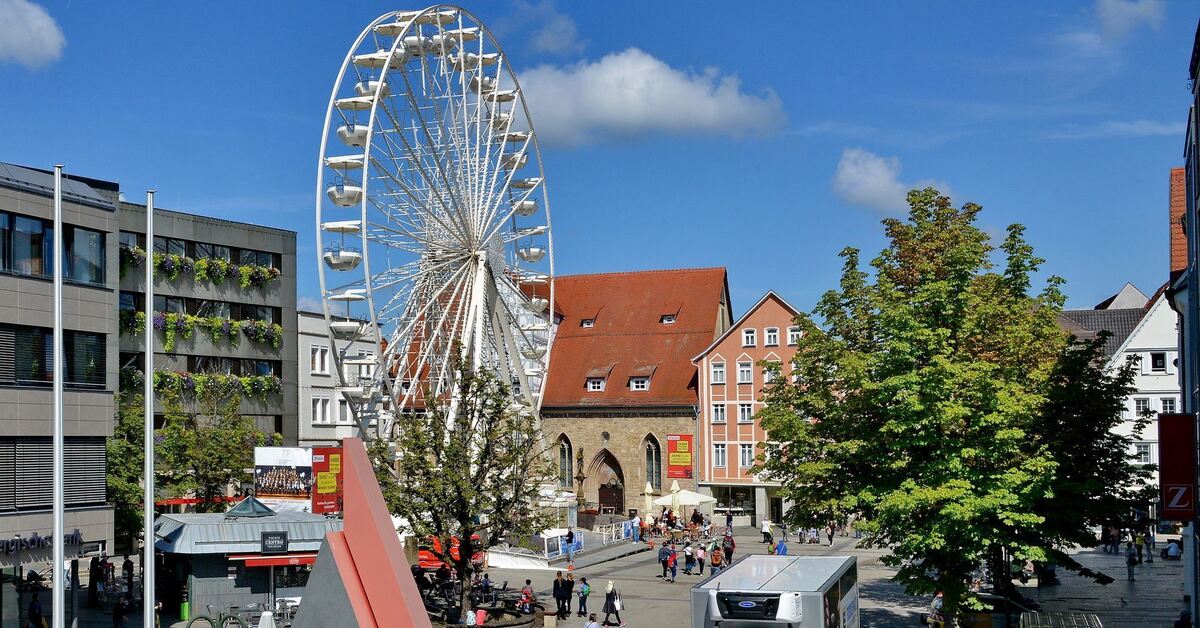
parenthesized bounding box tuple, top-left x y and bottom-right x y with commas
(704, 484, 792, 529)
(154, 498, 341, 621)
(0, 527, 92, 628)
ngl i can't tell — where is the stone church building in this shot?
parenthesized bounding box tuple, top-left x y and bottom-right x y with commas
(540, 267, 732, 516)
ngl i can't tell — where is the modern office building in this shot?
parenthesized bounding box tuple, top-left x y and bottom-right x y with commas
(692, 291, 800, 525)
(540, 268, 732, 516)
(116, 202, 298, 443)
(0, 163, 118, 623)
(297, 310, 369, 446)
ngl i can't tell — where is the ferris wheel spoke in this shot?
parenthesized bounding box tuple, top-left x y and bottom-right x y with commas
(368, 154, 470, 245)
(376, 93, 470, 227)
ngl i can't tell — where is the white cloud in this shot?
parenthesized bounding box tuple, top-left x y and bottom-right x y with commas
(0, 0, 65, 69)
(496, 0, 584, 55)
(831, 148, 950, 214)
(1045, 118, 1180, 140)
(520, 48, 785, 147)
(298, 296, 323, 313)
(1056, 0, 1163, 59)
(531, 6, 583, 55)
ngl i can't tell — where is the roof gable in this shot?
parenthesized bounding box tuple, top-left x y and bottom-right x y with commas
(693, 291, 801, 362)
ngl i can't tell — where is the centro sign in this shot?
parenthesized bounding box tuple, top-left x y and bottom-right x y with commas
(261, 531, 288, 555)
(3, 530, 83, 555)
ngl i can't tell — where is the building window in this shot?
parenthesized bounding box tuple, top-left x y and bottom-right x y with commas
(153, 236, 187, 256)
(742, 329, 756, 347)
(737, 362, 752, 384)
(1162, 397, 1178, 414)
(788, 327, 801, 346)
(310, 345, 329, 374)
(1134, 398, 1150, 415)
(580, 318, 595, 328)
(738, 403, 753, 423)
(558, 436, 573, 489)
(12, 215, 48, 276)
(713, 444, 727, 468)
(64, 226, 106, 285)
(712, 404, 727, 423)
(311, 397, 331, 424)
(195, 242, 231, 261)
(763, 362, 780, 384)
(711, 362, 726, 384)
(4, 326, 106, 389)
(739, 444, 754, 468)
(660, 314, 676, 324)
(1134, 443, 1152, 465)
(645, 436, 662, 490)
(1151, 352, 1167, 372)
(118, 231, 141, 249)
(765, 328, 779, 346)
(338, 399, 351, 423)
(630, 376, 650, 391)
(358, 351, 376, 378)
(586, 377, 605, 392)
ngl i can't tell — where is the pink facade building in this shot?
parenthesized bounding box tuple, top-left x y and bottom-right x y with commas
(692, 291, 800, 524)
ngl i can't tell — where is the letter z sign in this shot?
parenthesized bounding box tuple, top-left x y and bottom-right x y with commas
(1159, 414, 1197, 521)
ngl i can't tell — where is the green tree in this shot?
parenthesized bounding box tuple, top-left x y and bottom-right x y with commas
(757, 188, 1150, 619)
(155, 384, 279, 512)
(374, 362, 553, 617)
(107, 392, 146, 552)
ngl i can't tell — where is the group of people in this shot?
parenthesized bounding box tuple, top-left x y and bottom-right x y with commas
(640, 507, 714, 541)
(254, 465, 312, 496)
(760, 516, 839, 547)
(533, 574, 625, 627)
(656, 530, 737, 581)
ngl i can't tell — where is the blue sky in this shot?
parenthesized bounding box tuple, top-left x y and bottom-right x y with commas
(0, 0, 1194, 314)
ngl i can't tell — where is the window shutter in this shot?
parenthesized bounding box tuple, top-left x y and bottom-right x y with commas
(1168, 352, 1178, 375)
(65, 438, 106, 506)
(1139, 353, 1149, 375)
(0, 326, 14, 383)
(16, 437, 52, 509)
(0, 439, 15, 511)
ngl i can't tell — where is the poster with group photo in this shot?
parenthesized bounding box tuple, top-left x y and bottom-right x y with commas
(254, 447, 314, 512)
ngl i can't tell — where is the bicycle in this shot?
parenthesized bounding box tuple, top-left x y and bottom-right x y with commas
(185, 604, 248, 628)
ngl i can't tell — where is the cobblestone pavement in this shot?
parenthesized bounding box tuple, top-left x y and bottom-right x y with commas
(1024, 540, 1187, 628)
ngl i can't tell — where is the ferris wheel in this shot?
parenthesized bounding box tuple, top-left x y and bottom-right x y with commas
(315, 5, 554, 441)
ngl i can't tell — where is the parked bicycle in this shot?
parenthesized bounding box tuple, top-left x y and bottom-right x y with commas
(185, 604, 248, 628)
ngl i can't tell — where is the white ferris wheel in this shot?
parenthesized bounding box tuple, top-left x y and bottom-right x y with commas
(315, 5, 554, 442)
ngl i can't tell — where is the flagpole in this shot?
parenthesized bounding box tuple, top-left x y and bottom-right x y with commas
(143, 191, 156, 628)
(52, 165, 65, 628)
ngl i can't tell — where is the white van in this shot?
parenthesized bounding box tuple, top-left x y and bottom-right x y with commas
(691, 555, 859, 628)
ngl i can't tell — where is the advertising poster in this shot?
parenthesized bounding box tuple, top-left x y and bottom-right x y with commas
(666, 434, 694, 479)
(311, 446, 344, 514)
(1159, 413, 1196, 521)
(254, 447, 314, 512)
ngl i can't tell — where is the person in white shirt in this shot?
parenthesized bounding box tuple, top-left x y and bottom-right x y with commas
(631, 514, 642, 542)
(761, 517, 773, 544)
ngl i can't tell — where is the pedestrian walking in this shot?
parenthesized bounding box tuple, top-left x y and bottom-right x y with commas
(577, 577, 591, 617)
(780, 520, 789, 543)
(683, 542, 695, 575)
(761, 516, 773, 544)
(553, 571, 569, 619)
(1134, 532, 1145, 564)
(667, 545, 678, 582)
(565, 527, 576, 567)
(725, 509, 733, 532)
(585, 613, 601, 628)
(722, 532, 735, 564)
(602, 581, 625, 627)
(709, 545, 724, 574)
(657, 543, 670, 578)
(1144, 532, 1154, 563)
(566, 573, 576, 616)
(827, 525, 835, 547)
(696, 544, 706, 575)
(1125, 542, 1138, 582)
(122, 555, 134, 591)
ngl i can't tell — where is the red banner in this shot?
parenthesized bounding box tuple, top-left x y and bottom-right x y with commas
(667, 434, 693, 479)
(1159, 413, 1195, 521)
(311, 447, 344, 514)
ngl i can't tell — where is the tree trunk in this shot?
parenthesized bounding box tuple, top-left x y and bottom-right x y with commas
(456, 557, 474, 624)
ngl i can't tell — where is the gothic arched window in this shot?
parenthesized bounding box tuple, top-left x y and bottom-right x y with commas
(558, 436, 573, 489)
(644, 435, 662, 491)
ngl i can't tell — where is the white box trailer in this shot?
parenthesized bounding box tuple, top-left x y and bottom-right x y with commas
(691, 555, 859, 628)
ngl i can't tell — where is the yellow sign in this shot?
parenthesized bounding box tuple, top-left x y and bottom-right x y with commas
(329, 454, 341, 474)
(668, 452, 691, 466)
(316, 472, 337, 494)
(674, 440, 689, 453)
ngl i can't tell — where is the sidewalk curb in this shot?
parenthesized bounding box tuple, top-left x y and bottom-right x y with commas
(549, 543, 651, 571)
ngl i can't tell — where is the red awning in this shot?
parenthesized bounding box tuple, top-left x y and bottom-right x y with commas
(227, 553, 318, 568)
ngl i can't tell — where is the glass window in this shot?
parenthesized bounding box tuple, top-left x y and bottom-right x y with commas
(119, 231, 141, 249)
(739, 444, 754, 468)
(788, 327, 801, 346)
(630, 376, 649, 391)
(64, 331, 105, 388)
(14, 326, 51, 384)
(712, 404, 726, 423)
(737, 362, 752, 384)
(1134, 398, 1150, 415)
(765, 328, 779, 346)
(65, 227, 105, 284)
(154, 237, 186, 256)
(258, 251, 274, 267)
(1151, 352, 1167, 372)
(1134, 443, 1151, 464)
(358, 351, 376, 378)
(153, 296, 185, 313)
(738, 403, 754, 423)
(13, 215, 46, 276)
(712, 485, 754, 513)
(586, 377, 605, 391)
(711, 362, 725, 384)
(660, 314, 676, 324)
(580, 319, 595, 328)
(239, 249, 259, 265)
(195, 242, 231, 261)
(713, 444, 727, 468)
(119, 292, 138, 311)
(1162, 397, 1178, 414)
(312, 397, 331, 424)
(310, 346, 329, 374)
(0, 213, 9, 271)
(192, 356, 233, 374)
(763, 362, 779, 384)
(742, 329, 756, 347)
(191, 300, 231, 318)
(645, 437, 662, 490)
(558, 437, 573, 489)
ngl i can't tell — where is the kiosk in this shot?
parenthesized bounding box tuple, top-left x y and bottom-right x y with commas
(691, 555, 859, 628)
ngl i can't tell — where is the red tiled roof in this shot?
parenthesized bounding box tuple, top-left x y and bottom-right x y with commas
(1171, 167, 1187, 273)
(542, 268, 730, 408)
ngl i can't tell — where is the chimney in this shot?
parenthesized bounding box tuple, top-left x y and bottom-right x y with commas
(1172, 167, 1188, 273)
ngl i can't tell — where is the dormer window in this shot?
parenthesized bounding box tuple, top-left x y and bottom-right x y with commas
(742, 329, 756, 347)
(765, 327, 779, 346)
(660, 314, 676, 324)
(630, 376, 650, 391)
(586, 377, 605, 391)
(581, 319, 595, 328)
(787, 327, 801, 346)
